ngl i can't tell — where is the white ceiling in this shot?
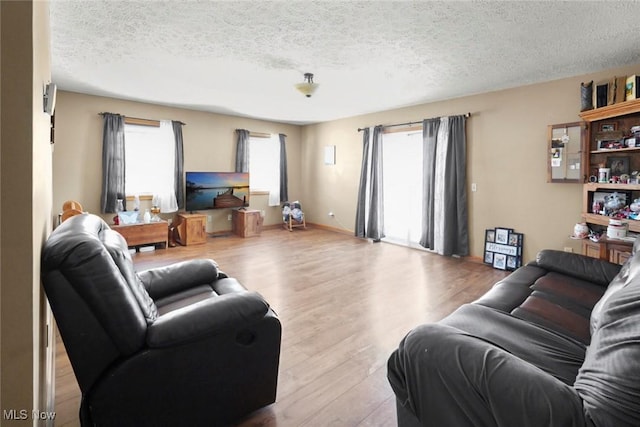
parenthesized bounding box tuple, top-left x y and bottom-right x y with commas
(50, 1, 640, 125)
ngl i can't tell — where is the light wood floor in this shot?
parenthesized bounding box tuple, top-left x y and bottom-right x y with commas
(54, 227, 510, 426)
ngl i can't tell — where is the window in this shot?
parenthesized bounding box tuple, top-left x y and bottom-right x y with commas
(249, 134, 280, 206)
(124, 120, 177, 211)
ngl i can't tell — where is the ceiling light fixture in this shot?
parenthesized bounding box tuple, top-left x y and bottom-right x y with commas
(295, 73, 318, 98)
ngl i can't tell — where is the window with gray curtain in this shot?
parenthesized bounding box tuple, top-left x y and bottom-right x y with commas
(100, 113, 126, 213)
(235, 130, 289, 205)
(101, 113, 184, 214)
(420, 115, 469, 256)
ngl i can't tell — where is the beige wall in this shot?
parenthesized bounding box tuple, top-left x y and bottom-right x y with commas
(55, 64, 640, 262)
(53, 92, 302, 231)
(1, 0, 53, 424)
(301, 63, 640, 262)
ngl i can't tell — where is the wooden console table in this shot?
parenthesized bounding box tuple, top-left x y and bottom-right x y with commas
(112, 220, 168, 251)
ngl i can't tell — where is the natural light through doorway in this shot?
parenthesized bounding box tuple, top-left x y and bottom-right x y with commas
(382, 130, 423, 248)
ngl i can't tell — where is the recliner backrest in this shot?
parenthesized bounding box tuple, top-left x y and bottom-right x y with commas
(42, 214, 149, 391)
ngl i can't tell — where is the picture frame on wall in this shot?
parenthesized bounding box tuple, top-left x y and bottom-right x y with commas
(599, 122, 618, 132)
(607, 156, 630, 176)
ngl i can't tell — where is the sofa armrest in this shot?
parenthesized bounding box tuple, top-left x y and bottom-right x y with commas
(138, 259, 220, 300)
(532, 249, 620, 287)
(146, 291, 269, 348)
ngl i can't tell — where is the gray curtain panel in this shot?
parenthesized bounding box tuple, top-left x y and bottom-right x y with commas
(279, 133, 289, 202)
(420, 118, 441, 250)
(355, 127, 371, 238)
(366, 125, 385, 241)
(420, 115, 469, 256)
(235, 129, 250, 173)
(172, 121, 185, 209)
(100, 113, 126, 213)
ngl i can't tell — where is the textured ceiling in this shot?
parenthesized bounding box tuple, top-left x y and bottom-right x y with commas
(50, 1, 640, 125)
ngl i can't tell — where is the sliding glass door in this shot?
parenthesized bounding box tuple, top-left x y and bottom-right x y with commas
(382, 130, 423, 247)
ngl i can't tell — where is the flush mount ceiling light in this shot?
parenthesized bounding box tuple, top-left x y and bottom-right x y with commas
(295, 73, 318, 98)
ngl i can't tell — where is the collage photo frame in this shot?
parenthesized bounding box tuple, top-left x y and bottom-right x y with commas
(483, 227, 524, 271)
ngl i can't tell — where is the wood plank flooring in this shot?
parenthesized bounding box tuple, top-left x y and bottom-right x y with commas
(53, 227, 510, 426)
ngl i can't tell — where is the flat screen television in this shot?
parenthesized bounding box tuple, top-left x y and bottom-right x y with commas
(185, 172, 250, 212)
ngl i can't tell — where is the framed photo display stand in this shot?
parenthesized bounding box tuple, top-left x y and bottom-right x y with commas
(483, 227, 523, 271)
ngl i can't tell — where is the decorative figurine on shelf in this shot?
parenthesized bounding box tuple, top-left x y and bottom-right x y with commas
(150, 194, 161, 222)
(604, 192, 625, 211)
(113, 198, 124, 225)
(592, 200, 603, 215)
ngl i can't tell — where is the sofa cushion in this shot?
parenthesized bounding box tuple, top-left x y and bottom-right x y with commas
(574, 266, 640, 427)
(440, 304, 586, 385)
(476, 267, 605, 345)
(534, 250, 620, 287)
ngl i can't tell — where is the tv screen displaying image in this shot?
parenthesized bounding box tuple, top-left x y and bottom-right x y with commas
(185, 172, 250, 211)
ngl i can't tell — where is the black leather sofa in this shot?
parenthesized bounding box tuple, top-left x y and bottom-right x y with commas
(388, 247, 640, 427)
(41, 214, 281, 426)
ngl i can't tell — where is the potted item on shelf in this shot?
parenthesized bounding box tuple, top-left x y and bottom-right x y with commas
(573, 223, 589, 239)
(607, 219, 628, 239)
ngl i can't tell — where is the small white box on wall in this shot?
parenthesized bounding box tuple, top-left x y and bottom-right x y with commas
(324, 145, 336, 165)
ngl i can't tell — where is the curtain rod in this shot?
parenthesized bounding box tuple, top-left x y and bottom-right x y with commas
(98, 112, 186, 126)
(357, 112, 471, 132)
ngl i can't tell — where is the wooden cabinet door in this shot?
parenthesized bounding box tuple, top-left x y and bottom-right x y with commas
(583, 240, 606, 259)
(176, 214, 207, 245)
(186, 216, 206, 245)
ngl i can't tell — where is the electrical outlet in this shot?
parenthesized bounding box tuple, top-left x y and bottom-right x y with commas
(207, 215, 212, 222)
(471, 183, 477, 192)
(227, 214, 232, 221)
(563, 247, 573, 253)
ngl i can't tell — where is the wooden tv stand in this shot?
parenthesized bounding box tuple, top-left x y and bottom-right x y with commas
(112, 220, 168, 251)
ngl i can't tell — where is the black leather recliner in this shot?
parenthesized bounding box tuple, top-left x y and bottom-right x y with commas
(41, 214, 281, 426)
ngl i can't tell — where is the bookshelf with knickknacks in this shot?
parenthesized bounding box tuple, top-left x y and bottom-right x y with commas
(578, 74, 640, 264)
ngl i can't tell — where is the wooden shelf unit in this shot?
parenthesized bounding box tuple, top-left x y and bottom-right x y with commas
(579, 99, 640, 264)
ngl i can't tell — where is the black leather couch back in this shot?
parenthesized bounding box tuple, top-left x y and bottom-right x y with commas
(42, 214, 148, 392)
